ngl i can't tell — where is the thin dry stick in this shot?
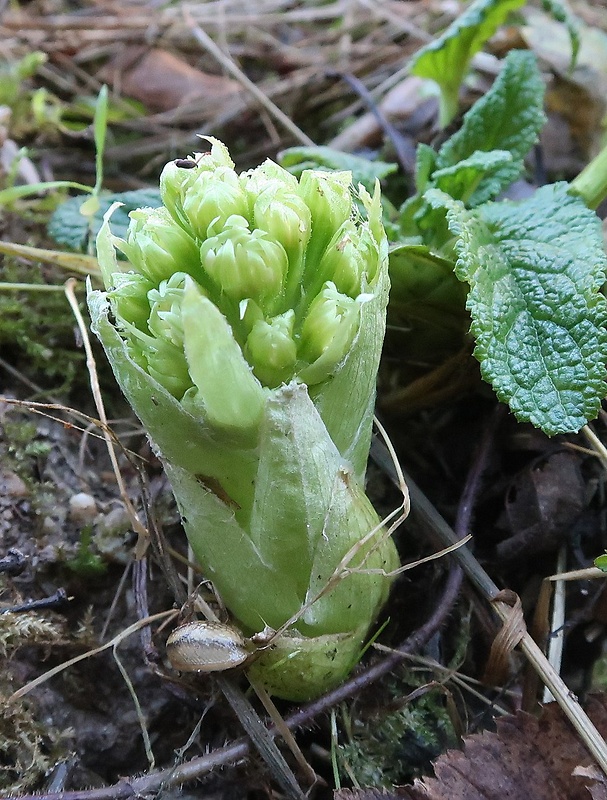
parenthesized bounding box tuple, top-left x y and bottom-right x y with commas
(217, 675, 306, 800)
(583, 424, 607, 473)
(64, 278, 147, 544)
(182, 7, 315, 147)
(543, 546, 566, 704)
(10, 610, 176, 702)
(246, 675, 318, 788)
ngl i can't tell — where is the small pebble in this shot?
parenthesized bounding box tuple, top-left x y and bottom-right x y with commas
(68, 493, 98, 524)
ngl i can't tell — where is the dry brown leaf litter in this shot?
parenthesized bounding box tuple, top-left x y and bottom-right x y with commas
(337, 695, 607, 800)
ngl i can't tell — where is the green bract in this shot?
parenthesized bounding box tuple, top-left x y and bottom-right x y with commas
(88, 137, 400, 700)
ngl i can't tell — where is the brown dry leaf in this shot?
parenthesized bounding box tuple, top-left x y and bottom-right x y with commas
(335, 789, 405, 799)
(396, 696, 607, 800)
(496, 451, 585, 561)
(575, 765, 607, 800)
(100, 47, 241, 113)
(335, 697, 607, 800)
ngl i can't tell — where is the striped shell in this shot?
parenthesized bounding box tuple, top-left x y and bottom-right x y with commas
(166, 621, 249, 672)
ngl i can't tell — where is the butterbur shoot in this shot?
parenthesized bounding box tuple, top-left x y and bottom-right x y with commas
(89, 138, 400, 700)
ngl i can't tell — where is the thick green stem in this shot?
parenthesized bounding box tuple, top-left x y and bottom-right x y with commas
(570, 143, 607, 210)
(438, 87, 459, 129)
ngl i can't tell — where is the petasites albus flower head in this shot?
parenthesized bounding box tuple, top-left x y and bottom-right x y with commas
(88, 137, 401, 700)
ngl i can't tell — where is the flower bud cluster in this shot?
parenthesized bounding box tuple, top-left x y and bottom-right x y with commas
(91, 138, 397, 701)
(105, 137, 386, 398)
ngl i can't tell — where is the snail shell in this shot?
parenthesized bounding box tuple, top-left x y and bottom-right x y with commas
(166, 621, 249, 673)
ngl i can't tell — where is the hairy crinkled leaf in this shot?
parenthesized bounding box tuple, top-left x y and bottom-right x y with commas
(410, 0, 526, 126)
(435, 50, 546, 204)
(398, 52, 544, 250)
(427, 184, 607, 435)
(279, 146, 397, 192)
(48, 188, 162, 251)
(414, 144, 438, 194)
(433, 149, 514, 206)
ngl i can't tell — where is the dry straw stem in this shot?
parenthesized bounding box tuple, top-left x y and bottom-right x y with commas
(64, 277, 148, 548)
(9, 609, 177, 702)
(583, 423, 607, 473)
(371, 438, 607, 778)
(0, 241, 99, 277)
(543, 546, 567, 703)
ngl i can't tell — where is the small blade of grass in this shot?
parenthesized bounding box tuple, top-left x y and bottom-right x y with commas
(93, 85, 109, 197)
(0, 240, 99, 277)
(0, 180, 93, 205)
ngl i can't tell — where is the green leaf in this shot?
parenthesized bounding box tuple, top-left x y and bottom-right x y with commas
(433, 149, 514, 206)
(414, 143, 437, 193)
(427, 184, 607, 435)
(279, 145, 398, 191)
(595, 553, 607, 572)
(93, 85, 108, 195)
(389, 244, 464, 319)
(410, 0, 526, 126)
(435, 50, 546, 204)
(541, 0, 581, 66)
(388, 244, 469, 362)
(48, 188, 162, 252)
(181, 279, 266, 442)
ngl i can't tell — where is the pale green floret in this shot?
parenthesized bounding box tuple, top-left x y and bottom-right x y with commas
(121, 316, 192, 399)
(299, 170, 353, 277)
(182, 167, 250, 239)
(200, 215, 288, 310)
(107, 272, 154, 332)
(252, 187, 311, 307)
(116, 207, 200, 284)
(244, 310, 297, 388)
(299, 170, 353, 234)
(180, 277, 266, 440)
(311, 220, 377, 299)
(147, 273, 188, 348)
(245, 158, 299, 195)
(298, 282, 362, 385)
(159, 138, 237, 233)
(159, 162, 200, 233)
(333, 225, 377, 297)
